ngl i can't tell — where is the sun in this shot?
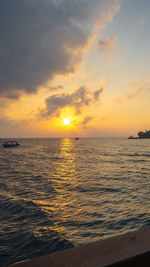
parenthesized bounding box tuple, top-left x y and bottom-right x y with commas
(63, 118, 71, 126)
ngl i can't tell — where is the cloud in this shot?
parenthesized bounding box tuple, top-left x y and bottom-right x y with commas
(46, 85, 64, 92)
(115, 80, 149, 105)
(0, 114, 33, 127)
(94, 88, 103, 100)
(126, 81, 147, 99)
(0, 0, 120, 98)
(82, 116, 94, 127)
(0, 116, 17, 126)
(97, 37, 117, 52)
(40, 86, 103, 117)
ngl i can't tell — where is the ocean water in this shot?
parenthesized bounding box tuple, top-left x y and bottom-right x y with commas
(1, 137, 150, 266)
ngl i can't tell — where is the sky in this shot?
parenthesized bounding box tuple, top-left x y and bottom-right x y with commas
(0, 0, 150, 138)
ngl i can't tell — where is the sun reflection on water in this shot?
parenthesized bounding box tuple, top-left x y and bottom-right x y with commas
(33, 138, 81, 239)
(52, 139, 78, 210)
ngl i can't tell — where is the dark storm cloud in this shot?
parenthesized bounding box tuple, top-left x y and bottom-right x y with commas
(0, 0, 119, 98)
(40, 86, 103, 117)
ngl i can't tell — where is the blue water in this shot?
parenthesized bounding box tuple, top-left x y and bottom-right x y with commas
(1, 137, 150, 266)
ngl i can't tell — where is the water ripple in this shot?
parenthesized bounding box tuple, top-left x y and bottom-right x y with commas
(1, 138, 150, 265)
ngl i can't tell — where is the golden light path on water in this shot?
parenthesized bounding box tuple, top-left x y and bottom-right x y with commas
(32, 138, 81, 240)
(50, 138, 79, 236)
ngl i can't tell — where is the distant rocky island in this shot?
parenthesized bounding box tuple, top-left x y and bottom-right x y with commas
(128, 130, 150, 139)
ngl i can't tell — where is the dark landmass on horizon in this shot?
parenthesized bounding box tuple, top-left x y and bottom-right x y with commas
(128, 130, 150, 139)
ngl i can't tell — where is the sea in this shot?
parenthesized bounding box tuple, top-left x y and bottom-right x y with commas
(1, 137, 150, 266)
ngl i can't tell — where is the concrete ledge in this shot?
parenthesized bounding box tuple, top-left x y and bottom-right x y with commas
(12, 227, 150, 267)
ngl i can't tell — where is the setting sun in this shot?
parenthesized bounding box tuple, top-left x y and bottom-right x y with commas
(63, 118, 71, 126)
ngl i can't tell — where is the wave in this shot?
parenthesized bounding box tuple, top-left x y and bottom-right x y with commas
(0, 196, 74, 267)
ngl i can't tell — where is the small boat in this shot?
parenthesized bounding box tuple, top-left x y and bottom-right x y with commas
(2, 141, 20, 148)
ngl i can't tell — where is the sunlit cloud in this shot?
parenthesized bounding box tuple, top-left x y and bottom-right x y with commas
(115, 80, 150, 105)
(126, 81, 147, 99)
(40, 86, 103, 118)
(94, 0, 121, 30)
(0, 0, 120, 98)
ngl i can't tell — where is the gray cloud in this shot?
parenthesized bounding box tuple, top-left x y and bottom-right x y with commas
(0, 115, 32, 127)
(40, 86, 103, 117)
(0, 0, 119, 98)
(0, 116, 16, 126)
(82, 116, 94, 126)
(97, 37, 117, 51)
(94, 88, 103, 100)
